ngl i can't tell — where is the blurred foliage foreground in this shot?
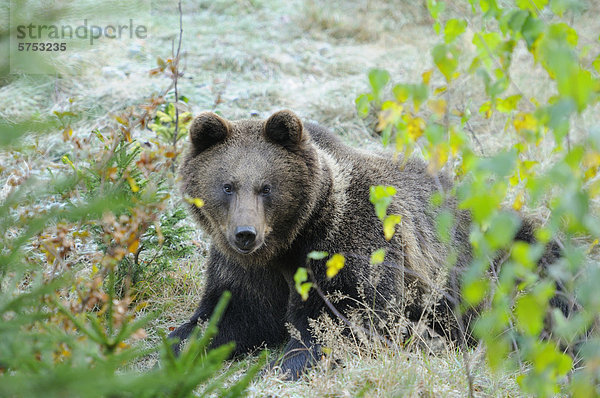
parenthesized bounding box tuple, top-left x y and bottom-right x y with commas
(0, 44, 264, 395)
(353, 0, 600, 396)
(1, 0, 600, 397)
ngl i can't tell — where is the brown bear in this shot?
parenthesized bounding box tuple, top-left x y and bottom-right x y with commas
(168, 110, 557, 379)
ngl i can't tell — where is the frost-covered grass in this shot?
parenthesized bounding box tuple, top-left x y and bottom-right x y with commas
(2, 0, 600, 396)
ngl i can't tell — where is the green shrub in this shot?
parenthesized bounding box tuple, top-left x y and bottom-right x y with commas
(0, 54, 261, 397)
(355, 1, 600, 396)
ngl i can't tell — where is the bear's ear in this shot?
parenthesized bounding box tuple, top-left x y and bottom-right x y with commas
(189, 112, 231, 153)
(264, 110, 304, 149)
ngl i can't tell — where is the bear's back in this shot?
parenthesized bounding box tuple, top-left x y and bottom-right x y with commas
(304, 121, 471, 292)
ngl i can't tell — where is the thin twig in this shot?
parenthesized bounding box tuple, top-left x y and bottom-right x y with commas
(463, 114, 486, 157)
(171, 0, 184, 172)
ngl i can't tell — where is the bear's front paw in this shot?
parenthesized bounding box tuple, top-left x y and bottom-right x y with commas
(266, 343, 321, 380)
(166, 321, 197, 357)
(267, 356, 309, 381)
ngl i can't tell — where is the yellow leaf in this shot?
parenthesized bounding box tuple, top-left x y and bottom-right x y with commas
(587, 239, 599, 254)
(583, 152, 600, 180)
(62, 127, 73, 141)
(590, 180, 600, 197)
(114, 115, 128, 126)
(449, 128, 464, 156)
(513, 192, 525, 211)
(406, 116, 425, 140)
(126, 176, 139, 193)
(428, 145, 449, 173)
(370, 249, 386, 265)
(184, 196, 205, 208)
(106, 167, 118, 181)
(128, 239, 140, 254)
(422, 70, 433, 85)
(585, 167, 598, 181)
(496, 94, 522, 113)
(61, 155, 75, 171)
(326, 253, 346, 279)
(383, 215, 402, 241)
(428, 99, 447, 117)
(377, 102, 403, 131)
(513, 113, 538, 134)
(394, 85, 410, 103)
(479, 101, 492, 119)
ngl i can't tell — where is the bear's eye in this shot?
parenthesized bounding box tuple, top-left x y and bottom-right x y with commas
(260, 185, 271, 196)
(223, 184, 233, 195)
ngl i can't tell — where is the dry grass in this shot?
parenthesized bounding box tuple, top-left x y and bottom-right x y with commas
(2, 0, 600, 396)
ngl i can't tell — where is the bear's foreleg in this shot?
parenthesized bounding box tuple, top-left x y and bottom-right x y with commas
(269, 285, 328, 380)
(169, 249, 289, 357)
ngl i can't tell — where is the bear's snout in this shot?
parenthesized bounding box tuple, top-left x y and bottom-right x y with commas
(234, 226, 257, 253)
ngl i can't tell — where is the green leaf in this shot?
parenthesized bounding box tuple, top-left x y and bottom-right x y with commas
(478, 149, 517, 177)
(539, 98, 575, 143)
(294, 267, 313, 301)
(479, 0, 500, 16)
(515, 294, 544, 335)
(559, 68, 597, 113)
(511, 241, 537, 270)
(516, 0, 549, 12)
(496, 94, 522, 113)
(593, 54, 600, 74)
(550, 0, 570, 15)
(472, 32, 502, 69)
(486, 335, 510, 372)
(435, 210, 454, 243)
(444, 19, 467, 43)
(521, 15, 545, 49)
(393, 84, 411, 103)
(426, 0, 446, 20)
(462, 278, 489, 307)
(381, 124, 393, 147)
(548, 22, 578, 47)
(479, 101, 492, 118)
(368, 69, 390, 100)
(432, 43, 459, 81)
(502, 9, 529, 36)
(392, 83, 429, 108)
(355, 93, 372, 118)
(369, 185, 397, 220)
(307, 251, 329, 260)
(425, 123, 444, 145)
(412, 83, 429, 109)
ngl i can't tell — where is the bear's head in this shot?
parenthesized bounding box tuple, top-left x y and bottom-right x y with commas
(179, 110, 322, 266)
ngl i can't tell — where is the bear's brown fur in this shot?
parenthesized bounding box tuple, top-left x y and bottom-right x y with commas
(169, 110, 553, 379)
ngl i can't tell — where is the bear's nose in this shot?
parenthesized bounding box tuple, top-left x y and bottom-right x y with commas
(234, 226, 256, 251)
